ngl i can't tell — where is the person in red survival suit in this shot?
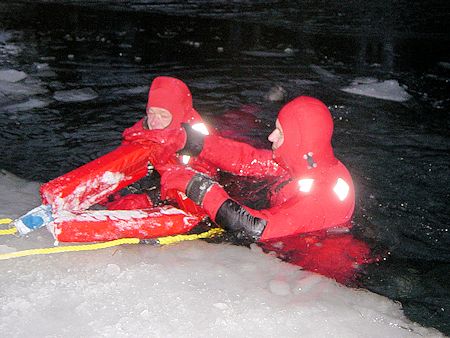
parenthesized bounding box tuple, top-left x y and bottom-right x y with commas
(104, 76, 216, 211)
(153, 96, 373, 283)
(122, 76, 214, 174)
(157, 96, 355, 241)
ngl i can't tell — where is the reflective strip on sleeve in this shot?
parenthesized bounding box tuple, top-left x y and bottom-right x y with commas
(181, 155, 191, 164)
(298, 178, 314, 192)
(333, 178, 349, 201)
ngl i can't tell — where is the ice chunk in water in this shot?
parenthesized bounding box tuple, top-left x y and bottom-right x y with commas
(341, 78, 412, 102)
(311, 65, 338, 79)
(3, 98, 49, 112)
(0, 31, 13, 42)
(0, 69, 27, 82)
(0, 80, 48, 99)
(53, 87, 98, 102)
(113, 85, 147, 95)
(438, 61, 450, 69)
(241, 50, 295, 58)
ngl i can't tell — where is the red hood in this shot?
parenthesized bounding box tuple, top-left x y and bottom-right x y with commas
(273, 96, 337, 176)
(147, 76, 199, 128)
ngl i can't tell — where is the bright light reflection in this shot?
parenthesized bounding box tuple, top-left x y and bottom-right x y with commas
(298, 178, 314, 192)
(192, 123, 209, 135)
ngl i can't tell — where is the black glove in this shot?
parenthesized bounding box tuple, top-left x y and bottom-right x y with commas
(215, 199, 266, 241)
(185, 172, 215, 205)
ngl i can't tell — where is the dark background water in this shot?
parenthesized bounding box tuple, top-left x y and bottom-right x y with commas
(0, 1, 449, 334)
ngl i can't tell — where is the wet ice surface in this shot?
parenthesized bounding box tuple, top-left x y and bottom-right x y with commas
(0, 1, 449, 335)
(0, 172, 444, 338)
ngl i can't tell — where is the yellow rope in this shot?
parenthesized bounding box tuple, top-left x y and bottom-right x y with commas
(0, 218, 17, 236)
(0, 228, 17, 236)
(0, 226, 224, 261)
(0, 238, 140, 261)
(157, 227, 224, 245)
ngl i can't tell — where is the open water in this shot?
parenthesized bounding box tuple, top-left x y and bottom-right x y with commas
(0, 1, 449, 334)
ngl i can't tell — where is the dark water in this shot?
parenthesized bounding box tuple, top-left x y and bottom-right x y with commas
(0, 1, 449, 334)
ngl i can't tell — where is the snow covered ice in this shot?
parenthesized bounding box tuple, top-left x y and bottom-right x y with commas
(0, 171, 444, 337)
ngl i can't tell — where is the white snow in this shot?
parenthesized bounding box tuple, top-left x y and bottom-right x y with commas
(53, 88, 98, 102)
(0, 171, 444, 337)
(0, 69, 27, 82)
(54, 209, 150, 223)
(341, 78, 412, 102)
(50, 171, 126, 212)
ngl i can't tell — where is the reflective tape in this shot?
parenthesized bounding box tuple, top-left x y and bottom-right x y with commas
(333, 178, 349, 201)
(298, 178, 314, 192)
(181, 155, 191, 164)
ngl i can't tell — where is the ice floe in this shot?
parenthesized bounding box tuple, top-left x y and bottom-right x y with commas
(341, 78, 412, 102)
(0, 79, 48, 100)
(310, 65, 339, 79)
(113, 85, 148, 95)
(241, 50, 295, 58)
(2, 98, 49, 112)
(0, 69, 27, 82)
(438, 62, 450, 69)
(53, 87, 98, 102)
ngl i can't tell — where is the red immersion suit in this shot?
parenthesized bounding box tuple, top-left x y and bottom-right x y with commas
(122, 76, 217, 177)
(181, 96, 355, 240)
(160, 96, 372, 283)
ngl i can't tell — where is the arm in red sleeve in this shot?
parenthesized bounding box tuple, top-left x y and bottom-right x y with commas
(200, 179, 354, 242)
(198, 135, 284, 177)
(160, 167, 267, 240)
(161, 166, 351, 242)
